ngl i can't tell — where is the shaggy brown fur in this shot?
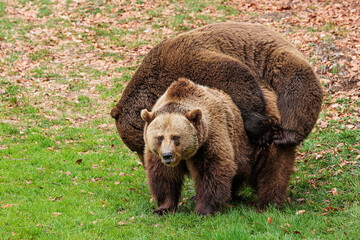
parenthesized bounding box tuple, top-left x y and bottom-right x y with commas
(142, 78, 283, 216)
(111, 22, 323, 165)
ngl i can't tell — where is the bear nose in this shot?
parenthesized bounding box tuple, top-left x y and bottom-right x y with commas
(162, 153, 173, 164)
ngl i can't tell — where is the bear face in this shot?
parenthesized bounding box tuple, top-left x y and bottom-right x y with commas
(141, 109, 202, 167)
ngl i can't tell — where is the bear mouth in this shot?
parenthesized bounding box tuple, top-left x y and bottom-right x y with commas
(161, 153, 181, 167)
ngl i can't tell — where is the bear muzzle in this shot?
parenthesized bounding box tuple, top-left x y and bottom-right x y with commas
(160, 152, 182, 167)
(162, 152, 174, 165)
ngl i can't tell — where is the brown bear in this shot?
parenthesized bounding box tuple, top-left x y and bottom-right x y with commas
(111, 22, 323, 165)
(141, 78, 281, 216)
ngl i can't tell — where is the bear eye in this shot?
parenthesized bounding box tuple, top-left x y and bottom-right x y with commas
(157, 136, 164, 142)
(172, 135, 180, 142)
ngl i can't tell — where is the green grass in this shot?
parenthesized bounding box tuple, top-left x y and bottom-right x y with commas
(1, 0, 359, 239)
(1, 121, 359, 239)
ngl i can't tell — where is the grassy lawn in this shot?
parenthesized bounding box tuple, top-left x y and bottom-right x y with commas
(1, 0, 359, 239)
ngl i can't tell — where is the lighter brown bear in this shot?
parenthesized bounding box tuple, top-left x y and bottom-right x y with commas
(141, 78, 281, 216)
(111, 22, 323, 166)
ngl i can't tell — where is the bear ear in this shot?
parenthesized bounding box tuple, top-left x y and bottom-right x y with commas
(141, 109, 155, 123)
(185, 109, 202, 123)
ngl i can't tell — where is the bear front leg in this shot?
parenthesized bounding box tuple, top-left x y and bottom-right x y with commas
(146, 152, 186, 215)
(189, 154, 237, 216)
(254, 145, 296, 209)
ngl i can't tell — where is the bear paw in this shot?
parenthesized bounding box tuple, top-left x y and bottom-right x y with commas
(273, 129, 304, 146)
(243, 113, 273, 147)
(195, 205, 219, 216)
(154, 206, 177, 216)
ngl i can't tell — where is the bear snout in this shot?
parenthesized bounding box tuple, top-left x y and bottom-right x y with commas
(162, 152, 173, 164)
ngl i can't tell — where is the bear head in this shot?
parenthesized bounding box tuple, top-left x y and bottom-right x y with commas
(141, 108, 202, 167)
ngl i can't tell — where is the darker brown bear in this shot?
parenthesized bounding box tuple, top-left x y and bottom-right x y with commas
(111, 22, 323, 165)
(141, 78, 258, 216)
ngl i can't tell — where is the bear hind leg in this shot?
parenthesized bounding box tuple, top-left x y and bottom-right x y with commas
(254, 145, 296, 209)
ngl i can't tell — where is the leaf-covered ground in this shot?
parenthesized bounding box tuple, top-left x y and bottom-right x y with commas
(1, 0, 359, 239)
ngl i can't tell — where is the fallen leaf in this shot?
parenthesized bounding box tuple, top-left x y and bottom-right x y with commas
(52, 212, 62, 217)
(331, 188, 339, 195)
(333, 169, 343, 176)
(267, 217, 272, 224)
(296, 210, 306, 215)
(2, 204, 14, 208)
(277, 5, 292, 11)
(72, 177, 78, 185)
(75, 159, 83, 164)
(49, 196, 62, 202)
(318, 121, 328, 129)
(339, 161, 348, 167)
(280, 225, 289, 234)
(118, 221, 125, 226)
